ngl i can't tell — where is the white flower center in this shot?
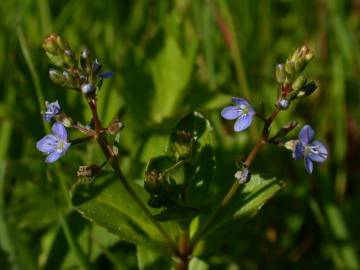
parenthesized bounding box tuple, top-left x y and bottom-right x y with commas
(304, 144, 320, 157)
(56, 140, 66, 152)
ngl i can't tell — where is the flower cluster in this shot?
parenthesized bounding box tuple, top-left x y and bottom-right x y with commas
(221, 96, 328, 173)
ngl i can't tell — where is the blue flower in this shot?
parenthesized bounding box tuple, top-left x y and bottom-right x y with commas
(43, 100, 60, 122)
(293, 125, 328, 173)
(221, 97, 255, 132)
(98, 71, 114, 79)
(36, 122, 71, 163)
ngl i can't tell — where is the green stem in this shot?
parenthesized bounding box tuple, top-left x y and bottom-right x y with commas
(88, 99, 178, 253)
(190, 107, 280, 251)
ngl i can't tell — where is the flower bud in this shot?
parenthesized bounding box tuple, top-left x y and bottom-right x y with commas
(63, 49, 76, 67)
(55, 35, 69, 51)
(144, 170, 164, 194)
(290, 45, 314, 74)
(92, 59, 102, 74)
(295, 81, 318, 99)
(278, 99, 290, 110)
(49, 68, 64, 85)
(45, 52, 65, 67)
(285, 60, 296, 75)
(57, 114, 74, 127)
(107, 118, 124, 135)
(81, 83, 95, 95)
(284, 140, 298, 151)
(42, 33, 60, 54)
(291, 75, 307, 91)
(80, 48, 92, 73)
(234, 167, 250, 184)
(275, 64, 286, 84)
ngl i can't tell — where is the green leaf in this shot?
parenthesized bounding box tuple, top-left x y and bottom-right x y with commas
(167, 112, 213, 160)
(209, 174, 285, 234)
(150, 37, 195, 121)
(136, 246, 172, 270)
(167, 112, 215, 208)
(231, 174, 285, 219)
(71, 172, 172, 254)
(193, 175, 285, 256)
(154, 206, 201, 222)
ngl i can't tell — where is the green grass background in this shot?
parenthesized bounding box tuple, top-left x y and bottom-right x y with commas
(1, 0, 360, 269)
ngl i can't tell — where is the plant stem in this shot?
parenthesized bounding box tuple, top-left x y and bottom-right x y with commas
(175, 228, 190, 270)
(88, 99, 178, 253)
(190, 107, 280, 251)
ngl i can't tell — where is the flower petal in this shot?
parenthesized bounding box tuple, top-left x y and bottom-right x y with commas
(62, 142, 71, 154)
(36, 135, 58, 153)
(309, 140, 328, 162)
(43, 100, 60, 122)
(234, 113, 253, 132)
(232, 97, 250, 108)
(221, 106, 242, 120)
(292, 142, 304, 160)
(45, 151, 62, 163)
(98, 71, 114, 78)
(298, 125, 315, 144)
(304, 157, 313, 174)
(52, 122, 68, 141)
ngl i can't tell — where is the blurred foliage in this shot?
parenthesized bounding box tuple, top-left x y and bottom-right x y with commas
(1, 0, 360, 269)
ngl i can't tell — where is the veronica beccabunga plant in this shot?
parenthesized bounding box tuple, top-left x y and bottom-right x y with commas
(36, 34, 328, 270)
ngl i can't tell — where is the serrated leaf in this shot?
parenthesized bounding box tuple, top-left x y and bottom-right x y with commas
(71, 172, 172, 254)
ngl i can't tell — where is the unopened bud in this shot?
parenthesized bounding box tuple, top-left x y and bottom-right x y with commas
(295, 81, 318, 99)
(81, 83, 95, 95)
(234, 167, 251, 184)
(275, 64, 286, 84)
(63, 49, 76, 67)
(55, 35, 69, 51)
(290, 45, 314, 74)
(57, 114, 74, 127)
(45, 52, 65, 67)
(278, 99, 290, 110)
(92, 59, 102, 74)
(80, 48, 92, 73)
(49, 68, 64, 85)
(291, 75, 307, 91)
(42, 33, 60, 54)
(108, 118, 124, 135)
(284, 140, 298, 151)
(144, 170, 164, 194)
(284, 60, 296, 78)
